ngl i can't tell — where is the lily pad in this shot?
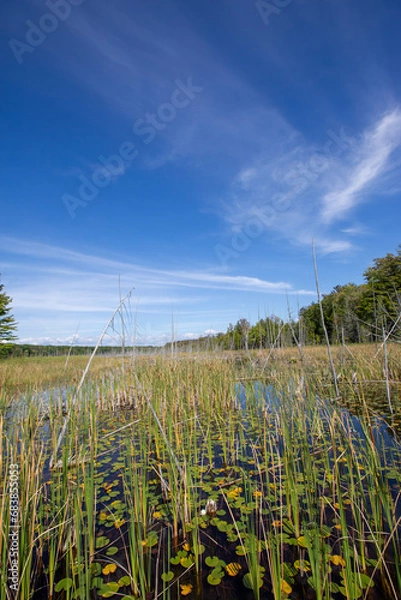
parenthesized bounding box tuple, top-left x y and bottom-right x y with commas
(55, 578, 73, 592)
(207, 572, 223, 586)
(96, 535, 110, 549)
(205, 556, 220, 567)
(243, 573, 263, 590)
(226, 563, 242, 576)
(99, 582, 120, 598)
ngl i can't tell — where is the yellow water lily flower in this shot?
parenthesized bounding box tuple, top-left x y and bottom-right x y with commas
(330, 555, 346, 567)
(114, 517, 125, 528)
(102, 563, 117, 575)
(180, 583, 193, 596)
(227, 487, 242, 499)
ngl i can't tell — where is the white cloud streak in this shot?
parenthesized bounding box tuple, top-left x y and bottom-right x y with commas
(0, 238, 299, 299)
(322, 109, 401, 223)
(1, 238, 313, 344)
(220, 108, 401, 254)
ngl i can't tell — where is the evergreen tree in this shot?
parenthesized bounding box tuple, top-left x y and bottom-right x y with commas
(0, 277, 18, 342)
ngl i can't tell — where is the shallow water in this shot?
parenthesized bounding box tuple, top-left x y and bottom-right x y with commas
(8, 381, 401, 599)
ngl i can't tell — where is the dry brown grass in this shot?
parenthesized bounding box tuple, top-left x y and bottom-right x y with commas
(1, 342, 400, 397)
(0, 354, 125, 394)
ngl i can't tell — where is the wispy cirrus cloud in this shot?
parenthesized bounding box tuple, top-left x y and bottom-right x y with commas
(16, 0, 299, 177)
(0, 237, 301, 295)
(322, 108, 401, 223)
(218, 108, 401, 255)
(0, 237, 313, 344)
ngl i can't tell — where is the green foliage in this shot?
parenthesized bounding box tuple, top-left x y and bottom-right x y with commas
(300, 245, 401, 344)
(0, 276, 17, 343)
(167, 245, 401, 350)
(361, 246, 401, 332)
(300, 283, 366, 344)
(168, 315, 289, 351)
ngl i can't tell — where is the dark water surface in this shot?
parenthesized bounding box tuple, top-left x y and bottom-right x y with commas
(11, 382, 401, 599)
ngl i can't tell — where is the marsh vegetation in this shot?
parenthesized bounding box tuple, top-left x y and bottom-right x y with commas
(1, 345, 401, 599)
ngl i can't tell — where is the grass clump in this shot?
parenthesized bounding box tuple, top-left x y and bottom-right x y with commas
(0, 347, 401, 599)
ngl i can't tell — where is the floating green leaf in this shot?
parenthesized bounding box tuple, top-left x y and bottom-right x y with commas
(205, 556, 220, 567)
(180, 556, 194, 568)
(243, 572, 263, 590)
(55, 578, 73, 592)
(95, 535, 109, 549)
(99, 582, 120, 598)
(207, 572, 223, 586)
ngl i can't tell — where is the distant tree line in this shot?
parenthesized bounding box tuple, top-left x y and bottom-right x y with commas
(168, 245, 401, 351)
(0, 345, 158, 359)
(1, 246, 400, 358)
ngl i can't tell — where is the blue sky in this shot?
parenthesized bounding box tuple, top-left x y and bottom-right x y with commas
(1, 0, 401, 345)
